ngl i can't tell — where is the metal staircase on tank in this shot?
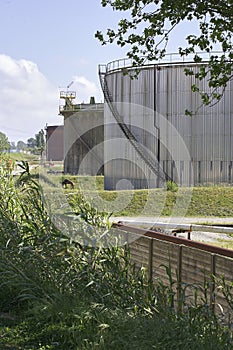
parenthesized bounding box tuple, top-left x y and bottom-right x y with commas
(99, 65, 173, 185)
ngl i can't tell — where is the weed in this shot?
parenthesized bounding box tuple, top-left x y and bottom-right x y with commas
(166, 180, 178, 192)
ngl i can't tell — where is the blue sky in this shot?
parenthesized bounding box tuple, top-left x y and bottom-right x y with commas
(0, 0, 198, 142)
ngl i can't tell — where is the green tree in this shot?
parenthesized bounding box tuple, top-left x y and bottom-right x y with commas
(35, 129, 45, 150)
(27, 138, 36, 149)
(17, 141, 28, 151)
(10, 142, 16, 150)
(0, 132, 10, 152)
(96, 0, 233, 106)
(26, 130, 45, 156)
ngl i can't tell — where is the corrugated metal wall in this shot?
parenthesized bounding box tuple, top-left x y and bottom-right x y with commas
(64, 107, 104, 175)
(104, 63, 233, 188)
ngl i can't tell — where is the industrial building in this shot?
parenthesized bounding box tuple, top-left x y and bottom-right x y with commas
(99, 54, 233, 190)
(46, 125, 64, 162)
(59, 92, 104, 175)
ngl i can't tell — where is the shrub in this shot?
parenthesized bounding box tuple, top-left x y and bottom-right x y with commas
(166, 180, 178, 192)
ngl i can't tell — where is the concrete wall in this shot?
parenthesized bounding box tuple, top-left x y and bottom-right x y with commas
(64, 105, 104, 175)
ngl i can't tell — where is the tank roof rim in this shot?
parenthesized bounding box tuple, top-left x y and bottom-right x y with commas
(103, 51, 223, 74)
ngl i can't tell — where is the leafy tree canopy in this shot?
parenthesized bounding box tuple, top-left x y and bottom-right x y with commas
(27, 138, 36, 149)
(35, 129, 45, 150)
(96, 0, 233, 106)
(0, 131, 10, 152)
(17, 140, 27, 151)
(26, 130, 45, 155)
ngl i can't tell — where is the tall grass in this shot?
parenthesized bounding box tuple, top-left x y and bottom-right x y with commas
(0, 159, 232, 349)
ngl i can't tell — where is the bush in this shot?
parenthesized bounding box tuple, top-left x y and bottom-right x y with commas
(166, 180, 178, 192)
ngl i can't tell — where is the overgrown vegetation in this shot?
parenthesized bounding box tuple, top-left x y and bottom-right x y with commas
(0, 158, 232, 349)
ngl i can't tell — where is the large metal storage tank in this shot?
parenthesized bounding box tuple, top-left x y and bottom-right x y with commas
(101, 56, 233, 190)
(60, 101, 104, 175)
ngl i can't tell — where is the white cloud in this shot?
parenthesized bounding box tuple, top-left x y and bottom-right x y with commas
(0, 55, 103, 143)
(0, 54, 61, 142)
(72, 76, 102, 104)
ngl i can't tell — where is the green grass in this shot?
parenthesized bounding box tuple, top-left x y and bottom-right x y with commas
(7, 153, 233, 223)
(1, 306, 232, 349)
(10, 161, 233, 218)
(213, 240, 233, 250)
(65, 184, 233, 217)
(8, 152, 39, 162)
(40, 174, 233, 217)
(187, 186, 233, 217)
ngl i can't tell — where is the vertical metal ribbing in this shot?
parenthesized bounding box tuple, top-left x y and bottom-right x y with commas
(154, 65, 162, 185)
(99, 71, 171, 183)
(101, 62, 233, 187)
